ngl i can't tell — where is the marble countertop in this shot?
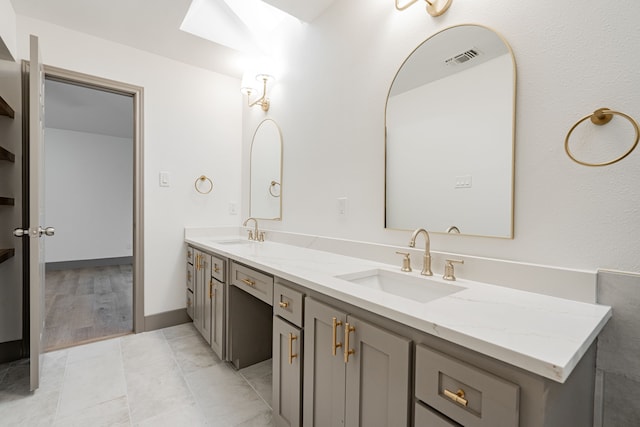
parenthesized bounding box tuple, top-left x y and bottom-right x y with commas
(185, 235, 611, 383)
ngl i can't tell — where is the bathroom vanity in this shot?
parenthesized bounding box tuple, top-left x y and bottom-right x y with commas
(184, 235, 611, 427)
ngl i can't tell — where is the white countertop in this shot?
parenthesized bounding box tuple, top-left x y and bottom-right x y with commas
(185, 236, 611, 383)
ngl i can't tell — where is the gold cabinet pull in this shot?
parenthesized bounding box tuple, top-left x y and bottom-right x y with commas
(288, 333, 298, 364)
(213, 263, 220, 273)
(187, 270, 192, 280)
(344, 323, 355, 363)
(278, 301, 289, 308)
(209, 279, 213, 299)
(242, 278, 256, 287)
(332, 317, 343, 355)
(195, 254, 199, 271)
(443, 388, 468, 407)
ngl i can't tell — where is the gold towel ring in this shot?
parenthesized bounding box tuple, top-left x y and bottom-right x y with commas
(268, 180, 281, 197)
(565, 108, 639, 167)
(194, 175, 213, 194)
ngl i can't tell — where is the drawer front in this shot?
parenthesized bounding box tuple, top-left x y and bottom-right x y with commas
(186, 262, 194, 291)
(187, 246, 194, 264)
(231, 262, 274, 305)
(186, 289, 194, 319)
(415, 401, 461, 427)
(415, 345, 519, 427)
(274, 281, 304, 327)
(210, 254, 226, 283)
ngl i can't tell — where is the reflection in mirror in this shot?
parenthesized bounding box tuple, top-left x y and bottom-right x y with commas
(385, 24, 515, 238)
(250, 118, 282, 220)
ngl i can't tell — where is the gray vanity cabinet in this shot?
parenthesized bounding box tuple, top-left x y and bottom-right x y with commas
(210, 255, 226, 359)
(273, 315, 303, 427)
(303, 298, 412, 427)
(186, 247, 194, 320)
(193, 249, 212, 344)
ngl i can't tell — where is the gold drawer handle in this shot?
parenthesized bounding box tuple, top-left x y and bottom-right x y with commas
(278, 301, 289, 308)
(344, 323, 355, 363)
(288, 333, 298, 364)
(213, 264, 220, 273)
(331, 317, 343, 356)
(443, 388, 468, 407)
(242, 278, 256, 287)
(187, 271, 192, 280)
(209, 279, 213, 299)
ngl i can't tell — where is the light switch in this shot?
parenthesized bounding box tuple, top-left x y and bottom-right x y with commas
(229, 201, 238, 215)
(337, 197, 347, 215)
(159, 171, 170, 187)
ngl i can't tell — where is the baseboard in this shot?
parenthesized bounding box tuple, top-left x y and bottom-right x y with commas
(46, 256, 133, 271)
(0, 340, 24, 364)
(144, 308, 191, 332)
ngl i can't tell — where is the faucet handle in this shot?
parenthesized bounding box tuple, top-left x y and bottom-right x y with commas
(257, 231, 265, 242)
(395, 251, 412, 272)
(443, 259, 464, 281)
(247, 230, 254, 241)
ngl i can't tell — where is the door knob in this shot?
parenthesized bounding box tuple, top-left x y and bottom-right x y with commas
(40, 227, 55, 237)
(13, 228, 28, 237)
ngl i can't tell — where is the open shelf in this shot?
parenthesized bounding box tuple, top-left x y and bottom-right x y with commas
(0, 146, 15, 162)
(0, 248, 15, 264)
(0, 197, 15, 206)
(0, 95, 14, 118)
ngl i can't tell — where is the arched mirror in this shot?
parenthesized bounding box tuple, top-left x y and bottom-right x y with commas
(250, 118, 282, 220)
(385, 24, 516, 238)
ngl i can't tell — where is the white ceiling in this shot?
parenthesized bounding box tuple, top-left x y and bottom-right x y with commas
(44, 79, 134, 139)
(11, 0, 338, 138)
(10, 0, 337, 79)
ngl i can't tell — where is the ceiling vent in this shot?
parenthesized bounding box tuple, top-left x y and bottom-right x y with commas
(445, 48, 480, 65)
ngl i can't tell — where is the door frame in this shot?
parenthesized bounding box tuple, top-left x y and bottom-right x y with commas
(21, 63, 145, 351)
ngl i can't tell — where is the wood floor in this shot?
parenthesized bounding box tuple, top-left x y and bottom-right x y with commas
(44, 264, 133, 351)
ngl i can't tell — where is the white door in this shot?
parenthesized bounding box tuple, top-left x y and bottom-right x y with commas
(22, 34, 54, 391)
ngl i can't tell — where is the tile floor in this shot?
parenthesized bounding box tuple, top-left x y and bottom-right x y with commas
(0, 323, 274, 426)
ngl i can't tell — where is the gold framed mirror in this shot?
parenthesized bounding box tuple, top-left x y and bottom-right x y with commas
(385, 24, 516, 238)
(249, 118, 283, 220)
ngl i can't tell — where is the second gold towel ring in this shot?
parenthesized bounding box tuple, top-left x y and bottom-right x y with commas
(195, 175, 214, 194)
(565, 108, 639, 167)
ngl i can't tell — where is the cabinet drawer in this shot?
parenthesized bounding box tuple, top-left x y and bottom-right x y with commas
(210, 254, 226, 283)
(415, 345, 519, 427)
(231, 262, 273, 305)
(187, 246, 194, 264)
(186, 289, 194, 320)
(274, 281, 304, 327)
(415, 401, 461, 427)
(186, 262, 194, 291)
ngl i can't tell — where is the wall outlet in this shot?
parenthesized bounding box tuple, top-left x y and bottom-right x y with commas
(159, 171, 170, 187)
(337, 197, 347, 215)
(455, 175, 472, 189)
(229, 201, 238, 215)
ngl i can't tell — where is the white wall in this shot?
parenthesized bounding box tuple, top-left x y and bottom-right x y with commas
(0, 0, 16, 60)
(242, 0, 640, 275)
(16, 16, 243, 316)
(44, 128, 133, 263)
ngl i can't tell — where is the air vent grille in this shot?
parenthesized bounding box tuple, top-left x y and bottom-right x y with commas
(445, 49, 480, 65)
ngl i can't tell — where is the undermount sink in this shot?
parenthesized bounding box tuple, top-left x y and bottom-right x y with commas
(336, 269, 465, 303)
(211, 239, 254, 245)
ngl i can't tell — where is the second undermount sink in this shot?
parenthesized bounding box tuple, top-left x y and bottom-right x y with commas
(336, 269, 465, 303)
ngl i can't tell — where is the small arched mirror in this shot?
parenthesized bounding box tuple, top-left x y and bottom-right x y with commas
(250, 118, 282, 220)
(385, 24, 516, 238)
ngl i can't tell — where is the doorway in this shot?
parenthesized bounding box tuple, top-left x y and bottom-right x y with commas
(21, 65, 145, 352)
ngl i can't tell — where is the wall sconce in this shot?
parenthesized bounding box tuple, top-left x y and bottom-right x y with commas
(241, 74, 274, 112)
(395, 0, 452, 17)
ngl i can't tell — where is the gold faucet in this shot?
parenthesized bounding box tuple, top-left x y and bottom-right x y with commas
(408, 228, 433, 276)
(242, 217, 264, 241)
